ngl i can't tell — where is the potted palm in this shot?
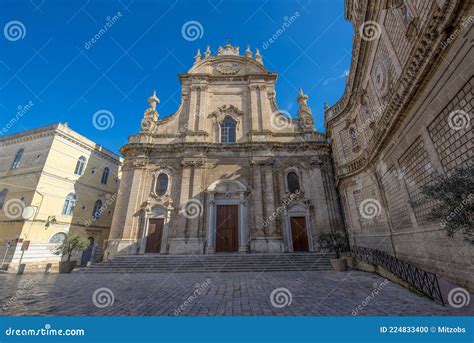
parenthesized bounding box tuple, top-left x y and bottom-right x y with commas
(52, 234, 90, 273)
(318, 232, 349, 272)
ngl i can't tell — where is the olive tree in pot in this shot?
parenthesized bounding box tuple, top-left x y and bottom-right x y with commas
(52, 234, 90, 273)
(317, 232, 349, 272)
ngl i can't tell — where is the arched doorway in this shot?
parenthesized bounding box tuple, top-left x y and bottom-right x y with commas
(206, 179, 249, 254)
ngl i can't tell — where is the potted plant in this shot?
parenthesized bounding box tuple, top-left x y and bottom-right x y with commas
(318, 232, 349, 272)
(52, 234, 90, 273)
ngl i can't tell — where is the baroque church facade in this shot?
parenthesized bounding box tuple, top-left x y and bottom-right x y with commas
(106, 44, 343, 257)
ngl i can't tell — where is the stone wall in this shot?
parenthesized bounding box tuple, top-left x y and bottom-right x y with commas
(327, 0, 473, 290)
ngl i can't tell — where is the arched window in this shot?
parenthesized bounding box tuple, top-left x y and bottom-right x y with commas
(92, 200, 103, 219)
(287, 171, 300, 194)
(101, 167, 110, 184)
(49, 232, 67, 244)
(11, 149, 24, 169)
(220, 117, 236, 143)
(74, 156, 86, 175)
(62, 193, 76, 215)
(0, 189, 8, 209)
(156, 173, 169, 196)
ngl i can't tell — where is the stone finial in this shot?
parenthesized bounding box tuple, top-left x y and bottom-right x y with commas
(324, 102, 330, 110)
(194, 49, 202, 63)
(245, 45, 253, 58)
(297, 88, 308, 107)
(296, 88, 314, 131)
(255, 48, 263, 64)
(204, 45, 211, 59)
(147, 90, 160, 110)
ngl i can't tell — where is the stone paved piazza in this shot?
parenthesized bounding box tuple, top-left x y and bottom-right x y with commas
(0, 271, 472, 316)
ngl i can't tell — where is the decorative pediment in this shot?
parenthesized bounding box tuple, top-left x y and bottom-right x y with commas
(208, 105, 244, 123)
(216, 62, 241, 75)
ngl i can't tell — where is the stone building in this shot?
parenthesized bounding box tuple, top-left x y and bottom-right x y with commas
(326, 0, 473, 289)
(0, 123, 121, 271)
(106, 44, 343, 257)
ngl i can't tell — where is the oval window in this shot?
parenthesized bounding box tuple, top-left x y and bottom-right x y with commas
(156, 173, 169, 196)
(49, 232, 67, 244)
(287, 171, 300, 194)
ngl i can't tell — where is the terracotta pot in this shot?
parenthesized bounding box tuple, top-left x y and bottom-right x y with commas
(59, 261, 77, 273)
(345, 256, 355, 270)
(330, 258, 348, 272)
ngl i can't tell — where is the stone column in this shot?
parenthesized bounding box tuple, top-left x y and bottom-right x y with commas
(263, 162, 278, 237)
(259, 85, 271, 131)
(177, 163, 192, 237)
(308, 159, 331, 234)
(160, 208, 172, 254)
(249, 85, 260, 132)
(198, 85, 208, 133)
(188, 161, 204, 240)
(239, 193, 249, 253)
(206, 194, 216, 254)
(251, 162, 264, 238)
(187, 86, 198, 135)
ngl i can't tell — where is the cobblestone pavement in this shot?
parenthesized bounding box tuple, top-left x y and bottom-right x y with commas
(0, 271, 472, 316)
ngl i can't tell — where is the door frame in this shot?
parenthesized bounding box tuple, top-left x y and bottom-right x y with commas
(206, 179, 249, 254)
(215, 204, 239, 253)
(284, 202, 314, 252)
(139, 204, 172, 254)
(144, 218, 164, 253)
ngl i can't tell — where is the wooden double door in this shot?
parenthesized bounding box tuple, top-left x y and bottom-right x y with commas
(290, 217, 309, 252)
(215, 205, 239, 252)
(145, 218, 164, 253)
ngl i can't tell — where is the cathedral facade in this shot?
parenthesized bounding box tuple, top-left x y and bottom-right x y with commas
(106, 44, 343, 257)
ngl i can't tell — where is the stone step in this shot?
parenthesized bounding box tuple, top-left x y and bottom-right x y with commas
(78, 252, 335, 274)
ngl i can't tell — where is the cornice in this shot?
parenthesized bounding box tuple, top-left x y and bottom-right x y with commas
(327, 0, 465, 182)
(120, 141, 331, 157)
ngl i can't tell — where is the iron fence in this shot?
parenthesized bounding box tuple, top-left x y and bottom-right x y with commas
(349, 246, 444, 305)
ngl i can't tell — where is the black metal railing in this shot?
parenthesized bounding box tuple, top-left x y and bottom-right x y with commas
(349, 246, 444, 305)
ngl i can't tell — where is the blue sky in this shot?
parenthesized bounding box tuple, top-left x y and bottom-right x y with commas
(0, 0, 353, 154)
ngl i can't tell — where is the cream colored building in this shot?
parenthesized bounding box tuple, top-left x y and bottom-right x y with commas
(0, 123, 122, 271)
(326, 0, 473, 290)
(106, 44, 343, 258)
